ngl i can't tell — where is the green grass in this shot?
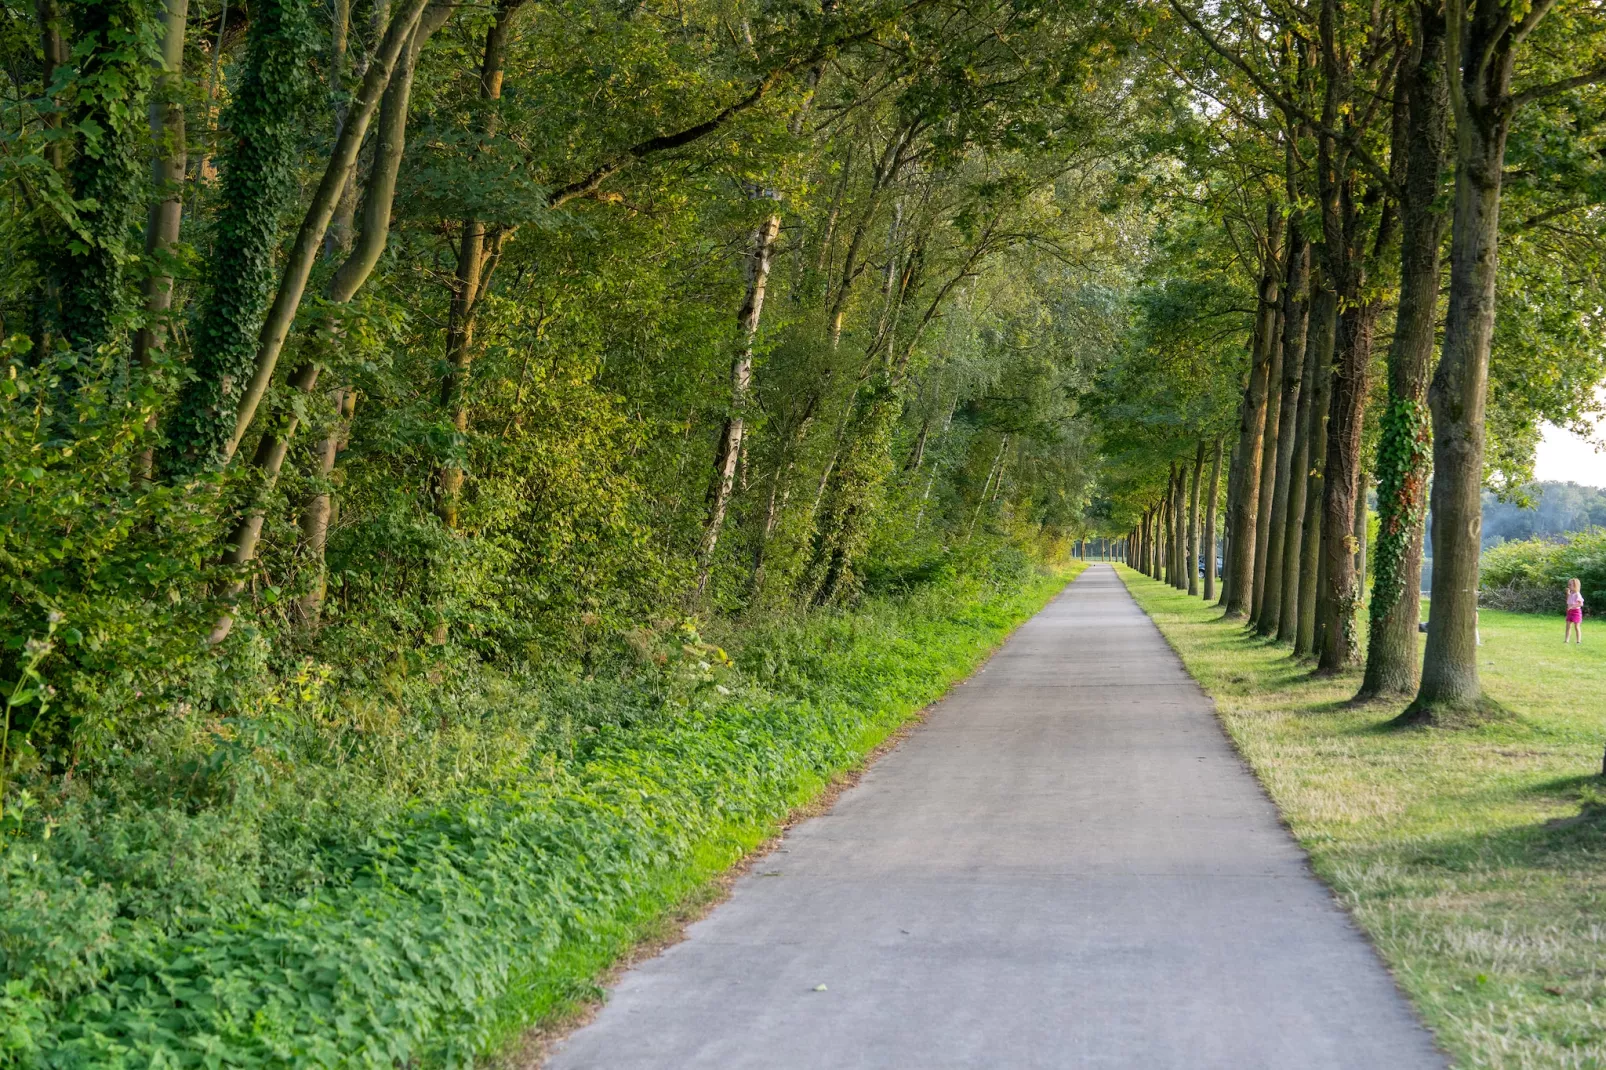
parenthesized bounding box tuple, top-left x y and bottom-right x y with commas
(1118, 566, 1606, 1070)
(0, 563, 1083, 1069)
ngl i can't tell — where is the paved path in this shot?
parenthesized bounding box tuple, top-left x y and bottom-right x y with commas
(545, 565, 1443, 1069)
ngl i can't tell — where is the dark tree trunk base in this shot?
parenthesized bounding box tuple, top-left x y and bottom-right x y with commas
(1390, 695, 1512, 730)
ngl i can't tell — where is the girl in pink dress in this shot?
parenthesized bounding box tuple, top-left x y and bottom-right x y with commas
(1564, 578, 1584, 644)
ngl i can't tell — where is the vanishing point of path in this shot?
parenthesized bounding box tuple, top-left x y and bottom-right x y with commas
(545, 566, 1444, 1069)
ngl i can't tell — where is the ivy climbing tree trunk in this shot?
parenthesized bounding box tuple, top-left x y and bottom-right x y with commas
(56, 0, 154, 367)
(205, 1, 447, 644)
(1361, 0, 1448, 699)
(162, 0, 328, 475)
(133, 0, 188, 481)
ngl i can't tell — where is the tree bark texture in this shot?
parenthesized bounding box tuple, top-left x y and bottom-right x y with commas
(132, 0, 188, 480)
(133, 0, 189, 371)
(1225, 214, 1283, 616)
(1277, 298, 1320, 643)
(1258, 231, 1309, 636)
(1295, 283, 1336, 656)
(1217, 439, 1238, 604)
(1317, 298, 1376, 670)
(1187, 440, 1204, 596)
(698, 209, 782, 586)
(1415, 0, 1520, 710)
(1174, 463, 1188, 589)
(1204, 437, 1222, 601)
(208, 6, 449, 643)
(1361, 0, 1448, 698)
(1251, 305, 1285, 620)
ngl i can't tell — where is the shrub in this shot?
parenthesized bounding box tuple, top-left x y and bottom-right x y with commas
(1479, 530, 1606, 615)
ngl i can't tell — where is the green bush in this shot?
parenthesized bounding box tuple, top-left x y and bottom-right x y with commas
(0, 567, 1071, 1068)
(1479, 530, 1606, 614)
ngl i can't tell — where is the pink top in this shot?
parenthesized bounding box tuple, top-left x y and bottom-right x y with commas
(1568, 591, 1584, 609)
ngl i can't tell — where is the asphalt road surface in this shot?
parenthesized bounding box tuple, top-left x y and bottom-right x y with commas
(544, 564, 1444, 1069)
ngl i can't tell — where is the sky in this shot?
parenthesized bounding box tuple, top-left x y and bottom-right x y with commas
(1534, 419, 1606, 488)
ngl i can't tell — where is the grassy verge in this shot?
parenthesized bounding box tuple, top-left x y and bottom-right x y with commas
(1118, 566, 1606, 1070)
(1, 564, 1079, 1069)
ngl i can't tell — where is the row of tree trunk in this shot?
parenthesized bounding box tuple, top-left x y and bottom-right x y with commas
(1128, 439, 1222, 599)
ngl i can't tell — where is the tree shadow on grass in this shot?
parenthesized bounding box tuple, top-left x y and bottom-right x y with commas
(1397, 790, 1606, 874)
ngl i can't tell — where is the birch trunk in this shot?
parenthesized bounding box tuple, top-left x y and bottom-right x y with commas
(697, 210, 781, 587)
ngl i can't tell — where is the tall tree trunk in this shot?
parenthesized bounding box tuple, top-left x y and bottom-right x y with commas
(1204, 436, 1222, 600)
(1295, 282, 1336, 656)
(1169, 459, 1182, 584)
(1258, 229, 1310, 636)
(1151, 503, 1162, 579)
(207, 5, 448, 644)
(435, 0, 528, 531)
(1251, 305, 1285, 620)
(1171, 470, 1182, 587)
(37, 0, 68, 171)
(1225, 211, 1283, 616)
(1277, 297, 1320, 643)
(1354, 461, 1369, 594)
(1413, 0, 1573, 716)
(133, 0, 189, 481)
(1187, 440, 1204, 596)
(697, 210, 782, 588)
(1363, 1, 1449, 699)
(56, 0, 152, 365)
(1311, 0, 1388, 671)
(1217, 440, 1237, 603)
(222, 0, 431, 464)
(1181, 472, 1189, 586)
(164, 0, 418, 475)
(1317, 298, 1377, 670)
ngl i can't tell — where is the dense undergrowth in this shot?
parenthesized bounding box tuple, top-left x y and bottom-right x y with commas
(0, 556, 1075, 1068)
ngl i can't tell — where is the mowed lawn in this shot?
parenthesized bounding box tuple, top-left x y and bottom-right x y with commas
(1118, 566, 1606, 1070)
